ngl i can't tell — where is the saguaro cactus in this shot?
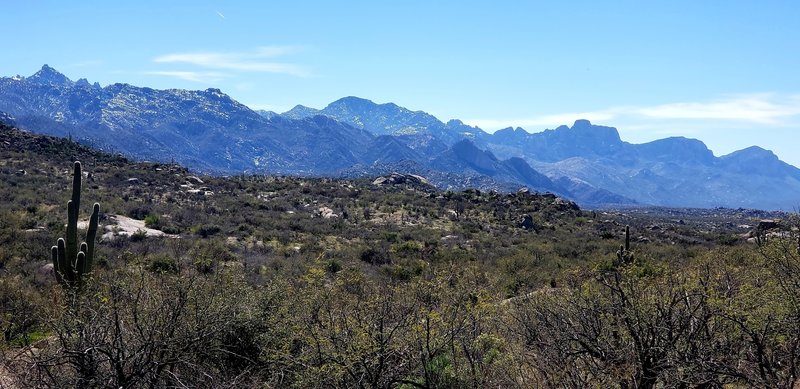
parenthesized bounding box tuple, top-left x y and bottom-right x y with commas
(51, 161, 100, 288)
(616, 225, 633, 264)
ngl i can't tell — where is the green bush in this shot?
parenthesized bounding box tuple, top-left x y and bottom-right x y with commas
(144, 214, 161, 229)
(130, 229, 148, 242)
(195, 224, 221, 238)
(148, 255, 179, 273)
(325, 259, 342, 274)
(360, 247, 391, 265)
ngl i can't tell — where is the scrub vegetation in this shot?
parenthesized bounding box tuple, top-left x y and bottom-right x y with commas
(1, 125, 798, 388)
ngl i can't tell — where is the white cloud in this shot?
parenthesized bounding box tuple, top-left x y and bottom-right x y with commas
(153, 46, 307, 77)
(465, 93, 800, 133)
(144, 71, 228, 83)
(636, 94, 800, 124)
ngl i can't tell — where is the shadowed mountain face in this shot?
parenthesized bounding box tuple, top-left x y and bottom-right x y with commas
(282, 96, 487, 152)
(2, 65, 799, 209)
(0, 66, 390, 174)
(484, 121, 800, 209)
(0, 66, 562, 196)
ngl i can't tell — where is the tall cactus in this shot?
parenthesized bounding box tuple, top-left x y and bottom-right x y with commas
(51, 161, 100, 288)
(616, 225, 633, 264)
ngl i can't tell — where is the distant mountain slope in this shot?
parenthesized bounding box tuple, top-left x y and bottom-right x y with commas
(431, 140, 564, 194)
(280, 94, 800, 209)
(0, 66, 385, 174)
(2, 65, 799, 209)
(488, 120, 800, 209)
(286, 96, 442, 136)
(281, 96, 486, 150)
(0, 66, 564, 196)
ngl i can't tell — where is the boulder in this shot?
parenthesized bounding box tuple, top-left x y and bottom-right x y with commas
(317, 206, 339, 219)
(519, 214, 537, 230)
(186, 176, 205, 185)
(757, 219, 780, 231)
(372, 173, 433, 189)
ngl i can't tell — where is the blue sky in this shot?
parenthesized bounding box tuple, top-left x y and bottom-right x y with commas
(4, 1, 800, 166)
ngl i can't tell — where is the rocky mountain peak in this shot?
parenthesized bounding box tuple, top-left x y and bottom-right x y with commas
(326, 96, 377, 112)
(446, 119, 464, 126)
(282, 104, 321, 119)
(721, 146, 793, 178)
(569, 119, 622, 144)
(725, 146, 778, 161)
(572, 119, 593, 128)
(638, 137, 715, 164)
(29, 64, 73, 86)
(493, 126, 528, 143)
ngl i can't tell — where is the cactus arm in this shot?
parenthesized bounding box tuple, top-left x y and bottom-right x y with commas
(75, 251, 86, 287)
(65, 162, 82, 275)
(50, 245, 58, 272)
(51, 245, 64, 285)
(624, 225, 630, 252)
(71, 161, 81, 217)
(79, 242, 89, 275)
(84, 203, 100, 272)
(66, 200, 78, 269)
(56, 238, 70, 285)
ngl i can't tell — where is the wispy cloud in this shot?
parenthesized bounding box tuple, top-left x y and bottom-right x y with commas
(465, 93, 800, 132)
(153, 46, 308, 77)
(144, 70, 228, 83)
(636, 94, 800, 124)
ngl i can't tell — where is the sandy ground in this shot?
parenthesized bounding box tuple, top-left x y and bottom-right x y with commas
(0, 347, 33, 389)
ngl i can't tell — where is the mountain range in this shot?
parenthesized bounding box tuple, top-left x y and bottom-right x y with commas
(2, 65, 799, 210)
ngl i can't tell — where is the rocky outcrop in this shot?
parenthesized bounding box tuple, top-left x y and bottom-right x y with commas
(372, 172, 434, 190)
(519, 214, 536, 230)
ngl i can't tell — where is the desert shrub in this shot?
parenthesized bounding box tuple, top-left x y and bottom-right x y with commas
(194, 224, 221, 238)
(24, 269, 262, 387)
(159, 225, 181, 234)
(325, 259, 342, 274)
(188, 240, 237, 274)
(390, 240, 424, 256)
(143, 214, 161, 229)
(148, 255, 179, 274)
(127, 205, 151, 220)
(130, 228, 148, 242)
(360, 247, 391, 265)
(0, 276, 44, 346)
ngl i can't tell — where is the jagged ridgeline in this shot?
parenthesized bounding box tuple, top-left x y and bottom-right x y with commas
(4, 65, 800, 210)
(51, 161, 100, 288)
